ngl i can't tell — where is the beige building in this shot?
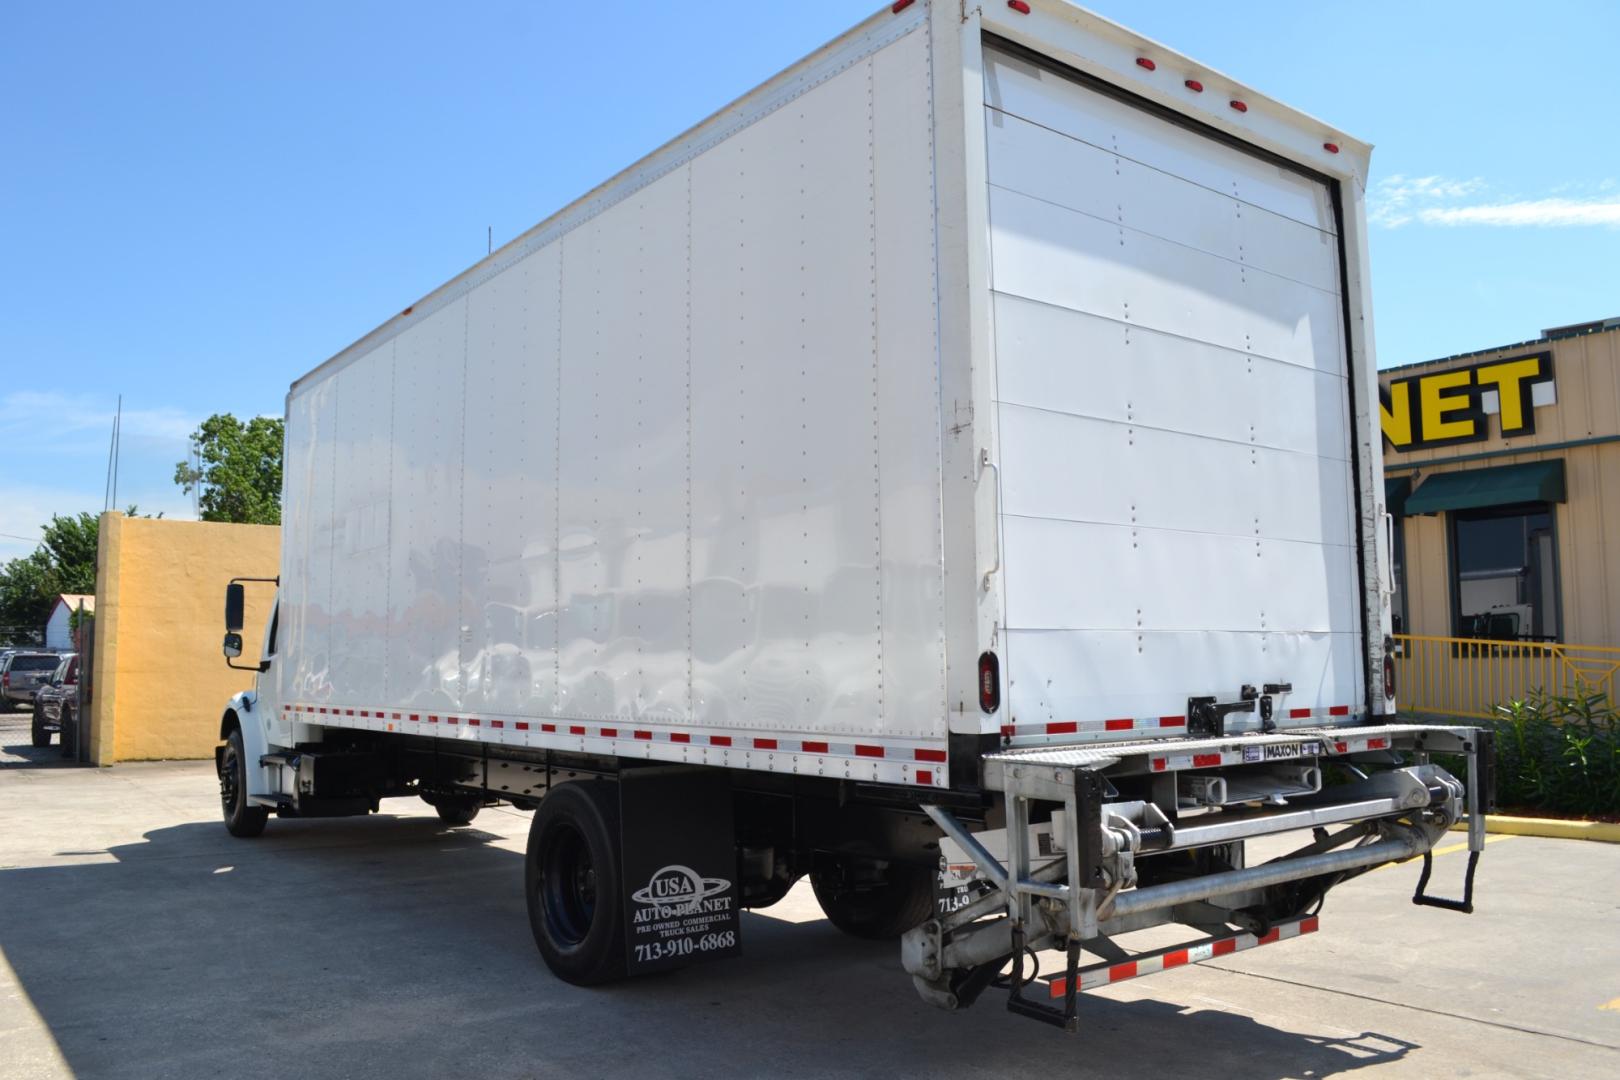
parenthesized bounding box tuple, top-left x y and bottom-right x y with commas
(1381, 317, 1620, 651)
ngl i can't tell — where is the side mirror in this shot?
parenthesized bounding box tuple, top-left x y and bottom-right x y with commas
(225, 582, 245, 633)
(223, 632, 243, 659)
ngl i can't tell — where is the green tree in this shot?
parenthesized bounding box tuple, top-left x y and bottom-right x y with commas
(175, 413, 284, 525)
(0, 512, 104, 643)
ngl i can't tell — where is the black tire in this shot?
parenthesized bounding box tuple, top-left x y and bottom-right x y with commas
(30, 709, 51, 748)
(429, 793, 482, 826)
(811, 858, 935, 940)
(525, 781, 626, 985)
(220, 727, 269, 838)
(58, 705, 76, 757)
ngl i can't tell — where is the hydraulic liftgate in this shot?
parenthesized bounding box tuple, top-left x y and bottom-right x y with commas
(907, 723, 1491, 1032)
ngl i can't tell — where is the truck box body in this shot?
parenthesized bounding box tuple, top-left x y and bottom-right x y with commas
(222, 1, 1494, 1016)
(269, 0, 1389, 795)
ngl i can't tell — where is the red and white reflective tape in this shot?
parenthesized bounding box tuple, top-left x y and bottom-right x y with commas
(1047, 916, 1319, 997)
(1001, 706, 1358, 742)
(1001, 715, 1187, 738)
(279, 703, 949, 785)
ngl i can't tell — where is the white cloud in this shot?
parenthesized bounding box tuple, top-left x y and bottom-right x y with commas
(1417, 197, 1620, 228)
(1370, 173, 1620, 230)
(0, 391, 197, 443)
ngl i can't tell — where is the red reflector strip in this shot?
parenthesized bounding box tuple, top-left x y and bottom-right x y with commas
(569, 725, 585, 735)
(754, 738, 777, 751)
(1328, 705, 1351, 717)
(1213, 938, 1238, 957)
(359, 710, 370, 717)
(600, 727, 618, 738)
(1105, 719, 1133, 731)
(802, 741, 829, 754)
(447, 717, 459, 726)
(710, 735, 732, 747)
(1367, 737, 1390, 750)
(633, 730, 652, 741)
(346, 709, 355, 716)
(855, 745, 885, 758)
(541, 723, 555, 733)
(1259, 928, 1281, 945)
(916, 769, 932, 785)
(1110, 961, 1137, 981)
(671, 732, 690, 744)
(467, 718, 480, 726)
(1289, 707, 1313, 719)
(915, 748, 947, 763)
(408, 714, 419, 722)
(392, 713, 401, 720)
(1192, 753, 1221, 768)
(1151, 757, 1168, 772)
(1000, 724, 1016, 737)
(1162, 950, 1189, 970)
(428, 715, 439, 724)
(516, 722, 530, 731)
(1159, 715, 1184, 727)
(1047, 722, 1078, 735)
(489, 720, 503, 729)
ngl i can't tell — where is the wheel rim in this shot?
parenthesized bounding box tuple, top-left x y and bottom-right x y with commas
(538, 822, 596, 948)
(220, 745, 240, 816)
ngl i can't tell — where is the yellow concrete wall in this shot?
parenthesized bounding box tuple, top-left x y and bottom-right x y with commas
(89, 513, 279, 764)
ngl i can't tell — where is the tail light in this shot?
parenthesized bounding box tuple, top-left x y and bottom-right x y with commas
(979, 651, 1001, 713)
(1383, 636, 1397, 701)
(2, 672, 8, 689)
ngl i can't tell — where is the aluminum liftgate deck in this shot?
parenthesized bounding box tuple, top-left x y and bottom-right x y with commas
(917, 723, 1491, 1031)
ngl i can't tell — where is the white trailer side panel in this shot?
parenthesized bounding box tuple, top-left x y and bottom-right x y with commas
(276, 10, 948, 785)
(982, 44, 1365, 737)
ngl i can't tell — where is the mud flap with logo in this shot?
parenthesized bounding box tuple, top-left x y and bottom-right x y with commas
(620, 767, 742, 975)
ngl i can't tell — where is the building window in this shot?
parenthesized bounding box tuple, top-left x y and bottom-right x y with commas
(1451, 504, 1559, 641)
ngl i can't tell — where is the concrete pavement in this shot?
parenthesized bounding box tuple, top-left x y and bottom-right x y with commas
(2, 740, 1618, 1078)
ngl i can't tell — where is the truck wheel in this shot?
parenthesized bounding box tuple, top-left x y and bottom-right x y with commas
(220, 727, 269, 838)
(525, 781, 626, 985)
(811, 858, 934, 940)
(59, 707, 76, 756)
(428, 793, 482, 826)
(30, 710, 51, 747)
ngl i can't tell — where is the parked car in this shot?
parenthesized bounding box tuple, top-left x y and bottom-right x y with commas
(1, 650, 62, 712)
(32, 653, 79, 749)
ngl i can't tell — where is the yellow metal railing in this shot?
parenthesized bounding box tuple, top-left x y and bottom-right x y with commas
(1393, 633, 1620, 720)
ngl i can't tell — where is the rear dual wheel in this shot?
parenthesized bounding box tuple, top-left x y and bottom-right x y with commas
(811, 858, 935, 940)
(525, 781, 626, 985)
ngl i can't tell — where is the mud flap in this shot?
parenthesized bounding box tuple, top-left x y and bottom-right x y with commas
(620, 767, 742, 975)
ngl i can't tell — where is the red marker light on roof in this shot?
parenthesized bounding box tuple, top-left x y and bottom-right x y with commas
(890, 0, 914, 12)
(1184, 79, 1204, 92)
(1229, 99, 1248, 113)
(1008, 0, 1031, 13)
(1323, 141, 1341, 154)
(1135, 57, 1156, 71)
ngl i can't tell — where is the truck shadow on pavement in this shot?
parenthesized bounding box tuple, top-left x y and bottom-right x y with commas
(0, 811, 1418, 1079)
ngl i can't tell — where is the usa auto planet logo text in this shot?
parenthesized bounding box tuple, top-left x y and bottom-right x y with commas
(630, 864, 732, 922)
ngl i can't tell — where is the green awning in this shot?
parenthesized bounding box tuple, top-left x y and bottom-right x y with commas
(1403, 460, 1566, 515)
(1385, 475, 1413, 517)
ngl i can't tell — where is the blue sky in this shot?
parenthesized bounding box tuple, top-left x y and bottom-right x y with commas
(2, 1, 1616, 561)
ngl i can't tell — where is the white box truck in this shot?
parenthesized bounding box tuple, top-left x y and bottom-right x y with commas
(216, 0, 1492, 1030)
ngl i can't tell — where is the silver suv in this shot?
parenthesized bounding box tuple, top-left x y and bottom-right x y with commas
(1, 651, 63, 711)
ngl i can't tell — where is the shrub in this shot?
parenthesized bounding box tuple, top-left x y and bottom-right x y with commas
(1475, 689, 1620, 818)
